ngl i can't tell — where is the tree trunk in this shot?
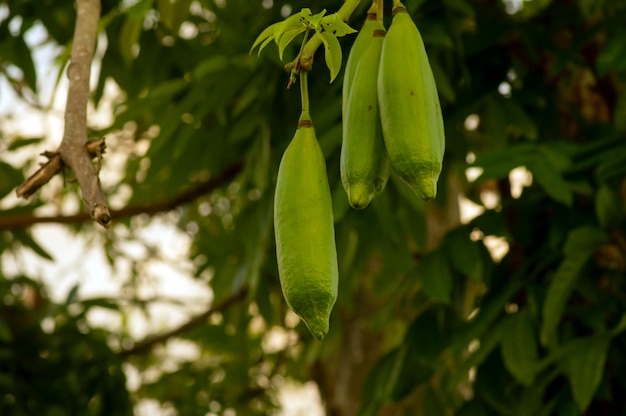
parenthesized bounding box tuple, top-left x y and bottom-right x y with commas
(313, 171, 463, 415)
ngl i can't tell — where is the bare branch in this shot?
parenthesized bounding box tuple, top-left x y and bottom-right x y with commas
(15, 139, 106, 199)
(57, 0, 110, 228)
(118, 287, 248, 358)
(1, 161, 243, 230)
(15, 152, 64, 199)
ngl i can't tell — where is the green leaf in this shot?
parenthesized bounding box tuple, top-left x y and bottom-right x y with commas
(119, 16, 143, 65)
(456, 401, 490, 416)
(540, 226, 608, 345)
(80, 297, 120, 311)
(331, 179, 351, 223)
(278, 27, 306, 61)
(430, 57, 456, 103)
(125, 0, 154, 19)
(500, 308, 539, 385)
(447, 318, 505, 390)
(257, 35, 276, 57)
(482, 97, 508, 148)
(0, 371, 15, 389)
(156, 0, 192, 32)
(13, 230, 54, 261)
(563, 226, 608, 256)
(473, 144, 534, 183)
(596, 32, 626, 76)
(502, 100, 538, 140)
(318, 30, 342, 83)
(608, 314, 626, 337)
(319, 13, 357, 37)
(527, 153, 573, 206)
(450, 278, 523, 356)
(536, 144, 572, 172)
(404, 308, 450, 366)
(471, 209, 511, 239)
(443, 0, 476, 17)
(391, 173, 426, 215)
(517, 368, 561, 416)
(192, 55, 230, 79)
(12, 36, 37, 93)
(64, 283, 80, 306)
(421, 23, 455, 49)
(444, 228, 484, 280)
(579, 0, 607, 18)
(595, 185, 621, 228)
(596, 150, 626, 183)
(0, 161, 24, 198)
(615, 93, 626, 134)
(300, 8, 326, 29)
(0, 320, 13, 343)
(473, 352, 519, 415)
(538, 275, 579, 327)
(273, 12, 307, 47)
(335, 225, 359, 281)
(231, 195, 273, 293)
(250, 21, 282, 55)
(565, 336, 610, 412)
(517, 0, 553, 18)
(7, 137, 43, 150)
(392, 309, 449, 400)
(417, 250, 453, 303)
(371, 188, 403, 247)
(358, 347, 407, 416)
(422, 385, 446, 415)
(250, 124, 271, 192)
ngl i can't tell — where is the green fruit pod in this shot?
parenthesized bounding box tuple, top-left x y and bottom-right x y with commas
(274, 111, 339, 340)
(377, 3, 445, 200)
(342, 5, 378, 117)
(341, 23, 390, 209)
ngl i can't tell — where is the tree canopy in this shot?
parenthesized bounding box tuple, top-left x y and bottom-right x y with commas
(1, 0, 626, 414)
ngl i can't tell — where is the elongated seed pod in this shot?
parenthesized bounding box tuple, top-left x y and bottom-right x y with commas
(378, 3, 445, 200)
(342, 4, 378, 118)
(274, 111, 338, 340)
(341, 23, 390, 209)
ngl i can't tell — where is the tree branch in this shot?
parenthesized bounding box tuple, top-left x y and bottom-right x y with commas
(59, 0, 110, 227)
(15, 139, 106, 199)
(15, 0, 110, 228)
(1, 161, 243, 231)
(118, 287, 248, 358)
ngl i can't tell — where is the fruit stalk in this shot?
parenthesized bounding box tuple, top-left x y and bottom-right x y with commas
(300, 70, 310, 113)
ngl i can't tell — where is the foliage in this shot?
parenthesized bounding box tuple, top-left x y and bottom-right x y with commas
(0, 277, 131, 415)
(1, 0, 626, 414)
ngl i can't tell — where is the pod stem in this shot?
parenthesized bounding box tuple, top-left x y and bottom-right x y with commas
(300, 71, 310, 114)
(367, 1, 376, 15)
(392, 0, 404, 10)
(376, 0, 383, 23)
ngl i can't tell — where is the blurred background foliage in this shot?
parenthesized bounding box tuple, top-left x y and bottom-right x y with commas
(1, 0, 626, 414)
